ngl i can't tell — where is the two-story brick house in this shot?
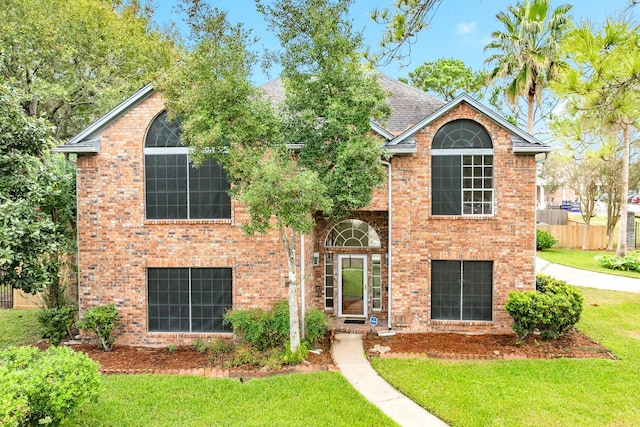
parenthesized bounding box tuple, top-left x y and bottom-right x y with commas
(55, 74, 550, 346)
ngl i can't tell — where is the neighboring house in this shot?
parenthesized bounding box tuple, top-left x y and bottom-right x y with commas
(55, 74, 551, 346)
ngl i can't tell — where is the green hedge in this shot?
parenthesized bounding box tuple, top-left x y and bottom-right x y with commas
(506, 275, 584, 342)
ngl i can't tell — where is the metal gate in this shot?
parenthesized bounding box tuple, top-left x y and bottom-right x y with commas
(0, 284, 13, 309)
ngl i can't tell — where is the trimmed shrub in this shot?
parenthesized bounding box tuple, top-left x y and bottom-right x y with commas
(536, 229, 558, 251)
(77, 304, 120, 351)
(37, 305, 77, 345)
(0, 346, 100, 426)
(506, 275, 584, 342)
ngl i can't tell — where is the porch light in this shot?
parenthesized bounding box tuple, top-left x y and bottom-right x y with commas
(312, 252, 320, 266)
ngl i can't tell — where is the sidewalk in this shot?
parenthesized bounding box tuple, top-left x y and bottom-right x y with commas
(535, 257, 640, 293)
(332, 333, 449, 427)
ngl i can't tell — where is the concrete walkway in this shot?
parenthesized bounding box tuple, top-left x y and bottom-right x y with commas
(332, 333, 448, 427)
(535, 257, 640, 293)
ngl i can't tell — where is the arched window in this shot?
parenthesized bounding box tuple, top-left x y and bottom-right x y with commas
(432, 119, 494, 216)
(144, 111, 231, 219)
(325, 219, 381, 248)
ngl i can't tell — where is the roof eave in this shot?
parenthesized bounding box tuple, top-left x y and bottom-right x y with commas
(51, 141, 101, 154)
(513, 145, 554, 154)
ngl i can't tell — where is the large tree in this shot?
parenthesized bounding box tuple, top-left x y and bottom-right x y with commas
(484, 0, 572, 134)
(552, 18, 640, 257)
(158, 0, 389, 353)
(401, 58, 487, 101)
(0, 83, 75, 304)
(0, 0, 179, 139)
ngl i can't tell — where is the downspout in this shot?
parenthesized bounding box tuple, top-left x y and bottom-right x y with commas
(381, 160, 393, 330)
(300, 233, 305, 339)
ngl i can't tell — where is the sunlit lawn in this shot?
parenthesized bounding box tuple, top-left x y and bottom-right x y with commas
(371, 288, 640, 427)
(0, 309, 40, 348)
(536, 248, 640, 279)
(65, 372, 396, 427)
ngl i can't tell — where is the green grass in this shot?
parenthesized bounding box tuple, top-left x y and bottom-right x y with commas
(64, 372, 396, 427)
(0, 309, 40, 348)
(536, 248, 640, 279)
(371, 288, 640, 427)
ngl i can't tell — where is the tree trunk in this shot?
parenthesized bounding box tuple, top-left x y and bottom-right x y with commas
(278, 222, 301, 353)
(616, 124, 631, 257)
(582, 222, 590, 250)
(527, 93, 535, 135)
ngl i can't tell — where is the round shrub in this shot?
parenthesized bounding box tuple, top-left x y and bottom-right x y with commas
(506, 275, 584, 342)
(0, 346, 100, 426)
(536, 229, 558, 251)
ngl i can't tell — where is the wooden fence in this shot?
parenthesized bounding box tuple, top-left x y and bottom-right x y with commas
(537, 220, 607, 250)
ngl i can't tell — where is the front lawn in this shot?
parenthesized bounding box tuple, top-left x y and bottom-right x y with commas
(0, 309, 40, 348)
(64, 372, 396, 426)
(371, 288, 640, 426)
(537, 248, 640, 279)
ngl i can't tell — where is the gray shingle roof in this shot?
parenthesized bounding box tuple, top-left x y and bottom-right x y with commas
(259, 74, 445, 137)
(373, 74, 445, 134)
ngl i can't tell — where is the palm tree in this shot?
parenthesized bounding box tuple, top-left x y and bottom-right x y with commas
(484, 0, 572, 134)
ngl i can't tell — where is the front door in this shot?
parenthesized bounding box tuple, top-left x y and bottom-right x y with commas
(338, 254, 367, 317)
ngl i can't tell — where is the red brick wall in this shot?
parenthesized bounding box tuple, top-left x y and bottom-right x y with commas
(77, 94, 537, 345)
(386, 103, 536, 334)
(76, 92, 292, 346)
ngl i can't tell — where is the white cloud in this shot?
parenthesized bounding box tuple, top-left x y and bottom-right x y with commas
(457, 21, 477, 36)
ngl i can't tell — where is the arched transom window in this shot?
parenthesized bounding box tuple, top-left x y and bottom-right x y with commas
(432, 119, 494, 216)
(325, 219, 381, 248)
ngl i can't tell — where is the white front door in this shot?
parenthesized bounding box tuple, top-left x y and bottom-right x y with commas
(338, 254, 367, 318)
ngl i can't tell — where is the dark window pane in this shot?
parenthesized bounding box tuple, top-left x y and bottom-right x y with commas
(432, 156, 461, 215)
(189, 159, 231, 219)
(190, 268, 233, 332)
(462, 261, 493, 321)
(145, 154, 188, 219)
(147, 268, 190, 332)
(431, 261, 462, 320)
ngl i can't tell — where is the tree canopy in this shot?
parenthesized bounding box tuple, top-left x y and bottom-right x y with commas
(158, 0, 389, 352)
(485, 0, 572, 134)
(401, 58, 487, 101)
(0, 83, 74, 298)
(0, 0, 179, 139)
(552, 18, 640, 257)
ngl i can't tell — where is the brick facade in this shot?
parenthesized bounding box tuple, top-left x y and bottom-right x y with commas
(72, 87, 538, 346)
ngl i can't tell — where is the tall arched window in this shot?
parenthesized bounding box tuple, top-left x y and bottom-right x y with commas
(144, 111, 231, 219)
(431, 119, 494, 216)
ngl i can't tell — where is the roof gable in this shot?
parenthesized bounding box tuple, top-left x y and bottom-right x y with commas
(387, 93, 551, 154)
(53, 84, 155, 153)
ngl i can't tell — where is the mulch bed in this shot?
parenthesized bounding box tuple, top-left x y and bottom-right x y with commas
(363, 329, 615, 361)
(61, 329, 614, 378)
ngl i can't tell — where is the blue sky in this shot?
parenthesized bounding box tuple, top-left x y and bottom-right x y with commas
(152, 0, 638, 85)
